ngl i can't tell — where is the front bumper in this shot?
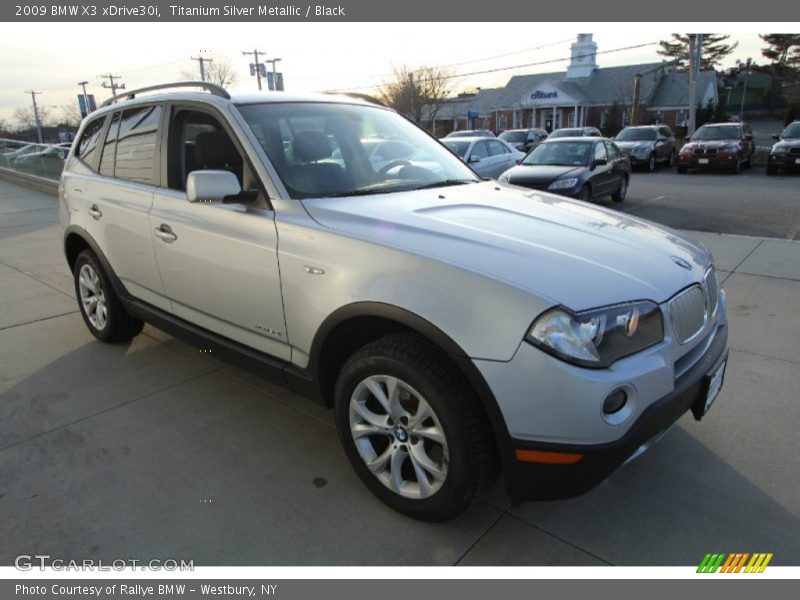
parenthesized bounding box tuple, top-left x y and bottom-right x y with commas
(501, 323, 727, 502)
(678, 153, 739, 170)
(768, 153, 800, 171)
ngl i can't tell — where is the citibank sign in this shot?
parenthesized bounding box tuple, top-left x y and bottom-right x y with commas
(531, 90, 558, 100)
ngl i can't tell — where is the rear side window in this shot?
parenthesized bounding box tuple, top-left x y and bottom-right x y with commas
(75, 116, 106, 169)
(114, 105, 162, 185)
(488, 140, 509, 155)
(99, 112, 120, 177)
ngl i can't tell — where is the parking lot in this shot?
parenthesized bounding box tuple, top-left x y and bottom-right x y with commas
(604, 168, 800, 240)
(1, 175, 799, 566)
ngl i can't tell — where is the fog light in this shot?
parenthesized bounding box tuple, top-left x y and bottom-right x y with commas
(603, 389, 628, 415)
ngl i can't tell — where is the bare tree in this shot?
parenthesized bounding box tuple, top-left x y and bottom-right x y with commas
(181, 57, 239, 87)
(379, 65, 451, 125)
(12, 105, 52, 132)
(59, 101, 83, 127)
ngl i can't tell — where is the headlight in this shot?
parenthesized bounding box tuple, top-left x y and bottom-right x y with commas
(527, 301, 664, 368)
(548, 177, 579, 190)
(771, 145, 788, 155)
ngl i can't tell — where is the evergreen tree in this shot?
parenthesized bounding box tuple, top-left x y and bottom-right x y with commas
(657, 34, 738, 70)
(760, 34, 800, 74)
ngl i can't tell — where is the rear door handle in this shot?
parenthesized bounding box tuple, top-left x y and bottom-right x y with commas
(88, 205, 102, 220)
(154, 224, 177, 243)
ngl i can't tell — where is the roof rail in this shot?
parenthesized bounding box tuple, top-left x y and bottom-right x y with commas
(99, 81, 230, 107)
(326, 91, 386, 107)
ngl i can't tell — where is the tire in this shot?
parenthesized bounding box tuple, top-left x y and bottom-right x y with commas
(766, 165, 778, 175)
(647, 153, 656, 172)
(73, 249, 144, 343)
(730, 156, 741, 175)
(611, 176, 628, 203)
(578, 184, 592, 201)
(677, 165, 688, 174)
(668, 150, 676, 167)
(333, 333, 498, 522)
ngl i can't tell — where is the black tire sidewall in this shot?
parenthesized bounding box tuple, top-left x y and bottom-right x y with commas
(334, 347, 480, 521)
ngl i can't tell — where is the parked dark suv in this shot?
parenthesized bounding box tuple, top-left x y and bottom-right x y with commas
(677, 122, 755, 174)
(614, 125, 676, 172)
(498, 128, 548, 152)
(767, 121, 800, 175)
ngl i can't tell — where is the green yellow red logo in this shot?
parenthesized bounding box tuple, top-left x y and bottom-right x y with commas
(697, 553, 773, 573)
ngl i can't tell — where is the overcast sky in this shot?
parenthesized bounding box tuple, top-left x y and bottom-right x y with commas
(0, 23, 791, 125)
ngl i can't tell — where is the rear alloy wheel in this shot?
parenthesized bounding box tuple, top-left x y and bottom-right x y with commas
(74, 250, 144, 343)
(611, 176, 627, 203)
(334, 333, 497, 521)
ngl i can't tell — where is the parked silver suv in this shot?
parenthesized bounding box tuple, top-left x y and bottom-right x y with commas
(59, 83, 728, 521)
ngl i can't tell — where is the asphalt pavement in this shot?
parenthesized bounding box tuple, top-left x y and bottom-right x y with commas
(599, 168, 800, 240)
(1, 177, 799, 566)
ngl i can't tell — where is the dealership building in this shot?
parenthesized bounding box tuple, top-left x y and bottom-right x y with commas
(429, 34, 718, 135)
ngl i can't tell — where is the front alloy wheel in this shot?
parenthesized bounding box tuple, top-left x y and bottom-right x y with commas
(349, 375, 448, 499)
(334, 333, 498, 521)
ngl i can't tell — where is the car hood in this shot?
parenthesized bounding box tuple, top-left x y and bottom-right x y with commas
(684, 139, 740, 149)
(615, 141, 654, 150)
(773, 138, 800, 149)
(502, 164, 586, 184)
(301, 182, 711, 310)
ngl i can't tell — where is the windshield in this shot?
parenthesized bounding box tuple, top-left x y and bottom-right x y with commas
(782, 123, 800, 139)
(441, 139, 471, 158)
(522, 141, 592, 167)
(616, 128, 656, 141)
(693, 125, 741, 140)
(547, 129, 581, 139)
(499, 131, 526, 143)
(237, 102, 478, 199)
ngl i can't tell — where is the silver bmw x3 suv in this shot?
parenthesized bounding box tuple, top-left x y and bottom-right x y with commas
(59, 82, 728, 521)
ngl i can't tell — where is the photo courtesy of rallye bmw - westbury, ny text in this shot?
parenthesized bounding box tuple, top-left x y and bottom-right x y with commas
(1, 0, 799, 596)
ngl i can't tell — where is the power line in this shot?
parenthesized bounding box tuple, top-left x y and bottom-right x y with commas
(331, 41, 660, 93)
(436, 37, 574, 70)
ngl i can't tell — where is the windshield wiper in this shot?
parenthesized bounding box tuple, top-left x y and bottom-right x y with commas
(406, 179, 478, 191)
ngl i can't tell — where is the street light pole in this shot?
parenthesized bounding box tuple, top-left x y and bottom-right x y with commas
(738, 58, 752, 122)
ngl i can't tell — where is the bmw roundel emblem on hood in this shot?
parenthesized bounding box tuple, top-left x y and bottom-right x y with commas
(671, 256, 692, 270)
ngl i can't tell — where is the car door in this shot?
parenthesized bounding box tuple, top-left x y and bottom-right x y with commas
(605, 141, 626, 189)
(84, 104, 171, 312)
(487, 140, 514, 177)
(467, 140, 491, 177)
(588, 141, 614, 196)
(148, 104, 290, 361)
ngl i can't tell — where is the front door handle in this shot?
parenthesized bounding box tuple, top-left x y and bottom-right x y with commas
(154, 224, 177, 243)
(88, 205, 102, 220)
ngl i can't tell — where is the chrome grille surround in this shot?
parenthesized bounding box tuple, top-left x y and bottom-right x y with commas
(669, 285, 707, 344)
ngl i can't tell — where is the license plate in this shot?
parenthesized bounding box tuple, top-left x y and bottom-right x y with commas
(795, 158, 800, 164)
(703, 359, 727, 415)
(698, 158, 709, 164)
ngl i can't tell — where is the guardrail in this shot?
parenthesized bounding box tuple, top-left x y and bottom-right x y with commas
(0, 138, 70, 182)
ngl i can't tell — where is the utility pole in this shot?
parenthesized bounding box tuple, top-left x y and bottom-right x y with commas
(630, 73, 642, 126)
(265, 58, 282, 90)
(191, 54, 213, 82)
(242, 49, 265, 91)
(25, 90, 44, 143)
(687, 34, 703, 136)
(100, 74, 125, 99)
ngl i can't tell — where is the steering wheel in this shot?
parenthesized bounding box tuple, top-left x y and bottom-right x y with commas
(378, 159, 413, 176)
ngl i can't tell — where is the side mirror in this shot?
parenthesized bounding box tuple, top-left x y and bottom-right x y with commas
(593, 158, 608, 168)
(186, 170, 243, 204)
(773, 133, 780, 140)
(685, 135, 691, 142)
(744, 133, 753, 141)
(468, 155, 482, 164)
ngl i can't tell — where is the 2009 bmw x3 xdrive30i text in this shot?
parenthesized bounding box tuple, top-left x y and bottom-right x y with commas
(59, 82, 728, 521)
